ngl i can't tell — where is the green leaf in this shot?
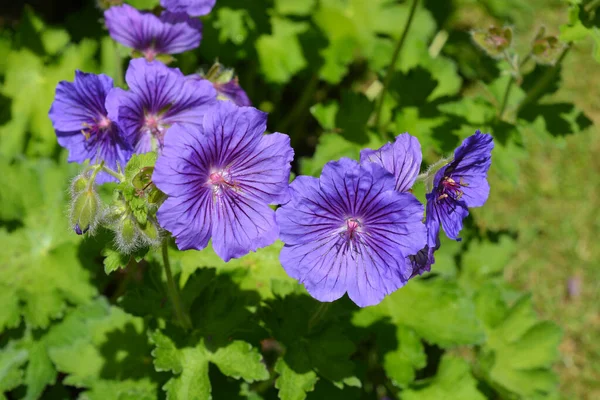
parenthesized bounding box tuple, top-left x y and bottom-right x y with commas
(459, 236, 517, 292)
(275, 0, 316, 16)
(124, 153, 157, 182)
(80, 379, 157, 400)
(45, 298, 158, 394)
(150, 331, 269, 400)
(401, 355, 486, 400)
(476, 288, 563, 398)
(353, 277, 484, 348)
(23, 341, 57, 400)
(274, 350, 319, 400)
(299, 132, 384, 177)
(176, 241, 296, 301)
(102, 246, 130, 275)
(256, 18, 308, 84)
(211, 341, 270, 382)
(0, 160, 96, 331)
(0, 343, 28, 393)
(214, 8, 255, 46)
(310, 101, 339, 131)
(383, 326, 426, 388)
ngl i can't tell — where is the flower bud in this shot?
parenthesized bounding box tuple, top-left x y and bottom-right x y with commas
(70, 189, 100, 235)
(71, 175, 88, 195)
(532, 27, 565, 65)
(472, 26, 513, 58)
(139, 219, 161, 245)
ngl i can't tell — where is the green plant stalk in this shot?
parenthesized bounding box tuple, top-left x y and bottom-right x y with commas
(277, 73, 319, 135)
(162, 241, 192, 330)
(498, 75, 514, 120)
(373, 0, 420, 133)
(101, 165, 125, 182)
(517, 45, 571, 114)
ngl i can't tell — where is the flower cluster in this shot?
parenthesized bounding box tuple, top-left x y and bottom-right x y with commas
(49, 0, 494, 308)
(277, 132, 493, 306)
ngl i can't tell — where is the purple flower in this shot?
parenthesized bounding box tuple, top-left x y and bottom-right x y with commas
(160, 0, 216, 17)
(360, 133, 422, 193)
(425, 131, 494, 242)
(408, 237, 439, 278)
(360, 133, 439, 276)
(276, 158, 427, 307)
(104, 4, 202, 61)
(114, 59, 217, 154)
(214, 78, 252, 107)
(153, 102, 293, 261)
(49, 71, 132, 183)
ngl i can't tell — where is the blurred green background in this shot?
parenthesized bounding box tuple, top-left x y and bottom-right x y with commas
(0, 0, 598, 399)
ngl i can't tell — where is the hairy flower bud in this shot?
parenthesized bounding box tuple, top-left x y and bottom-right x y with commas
(471, 26, 513, 58)
(70, 188, 100, 235)
(532, 27, 565, 65)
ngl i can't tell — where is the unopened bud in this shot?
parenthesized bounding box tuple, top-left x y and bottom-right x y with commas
(71, 175, 88, 195)
(71, 189, 100, 235)
(472, 26, 513, 58)
(532, 27, 565, 65)
(139, 219, 161, 245)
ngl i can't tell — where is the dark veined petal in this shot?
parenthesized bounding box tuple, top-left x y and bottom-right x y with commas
(160, 0, 216, 17)
(277, 158, 427, 307)
(233, 132, 294, 205)
(49, 71, 132, 182)
(215, 79, 252, 107)
(211, 193, 279, 262)
(425, 190, 469, 242)
(360, 133, 422, 192)
(408, 234, 440, 278)
(153, 105, 293, 261)
(104, 4, 201, 56)
(118, 59, 216, 153)
(49, 70, 112, 132)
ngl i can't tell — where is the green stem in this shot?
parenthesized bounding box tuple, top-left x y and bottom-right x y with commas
(162, 241, 192, 330)
(517, 45, 571, 115)
(373, 0, 420, 133)
(498, 75, 514, 120)
(584, 0, 600, 13)
(277, 73, 319, 135)
(101, 165, 126, 182)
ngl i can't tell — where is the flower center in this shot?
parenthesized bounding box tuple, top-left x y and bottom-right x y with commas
(438, 176, 467, 202)
(144, 48, 158, 62)
(208, 170, 236, 195)
(345, 218, 362, 240)
(81, 116, 112, 140)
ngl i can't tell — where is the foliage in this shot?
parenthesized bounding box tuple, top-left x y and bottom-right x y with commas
(1, 0, 597, 399)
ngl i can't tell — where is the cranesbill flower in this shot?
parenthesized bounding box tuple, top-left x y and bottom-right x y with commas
(115, 59, 217, 153)
(360, 133, 438, 276)
(360, 133, 422, 193)
(425, 131, 494, 242)
(160, 0, 216, 17)
(276, 158, 427, 307)
(153, 102, 293, 262)
(104, 4, 202, 61)
(49, 71, 132, 183)
(190, 64, 252, 107)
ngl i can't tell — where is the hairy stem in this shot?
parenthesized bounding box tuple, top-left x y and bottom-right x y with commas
(498, 75, 514, 120)
(101, 165, 126, 182)
(162, 241, 192, 330)
(517, 45, 571, 115)
(373, 0, 420, 132)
